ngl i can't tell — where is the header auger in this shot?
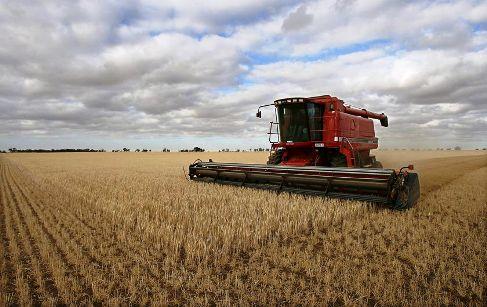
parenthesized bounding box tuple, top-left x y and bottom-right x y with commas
(189, 95, 420, 210)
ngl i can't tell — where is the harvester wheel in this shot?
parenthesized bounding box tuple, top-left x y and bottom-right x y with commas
(392, 172, 420, 210)
(330, 154, 347, 167)
(267, 150, 282, 165)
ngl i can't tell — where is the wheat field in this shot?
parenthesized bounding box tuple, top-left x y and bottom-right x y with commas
(0, 150, 486, 305)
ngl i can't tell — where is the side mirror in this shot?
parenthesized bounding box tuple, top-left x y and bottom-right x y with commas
(256, 110, 262, 118)
(380, 115, 388, 127)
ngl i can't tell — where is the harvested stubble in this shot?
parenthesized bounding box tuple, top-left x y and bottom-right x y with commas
(0, 151, 485, 305)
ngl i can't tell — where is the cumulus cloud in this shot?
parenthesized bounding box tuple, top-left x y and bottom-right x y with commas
(282, 5, 313, 32)
(0, 0, 486, 149)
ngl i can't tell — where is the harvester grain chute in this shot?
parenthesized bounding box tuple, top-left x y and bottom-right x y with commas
(189, 95, 420, 209)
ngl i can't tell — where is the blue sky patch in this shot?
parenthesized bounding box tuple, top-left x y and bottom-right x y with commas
(244, 38, 392, 66)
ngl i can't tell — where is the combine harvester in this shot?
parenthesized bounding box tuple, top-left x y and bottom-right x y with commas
(189, 95, 419, 210)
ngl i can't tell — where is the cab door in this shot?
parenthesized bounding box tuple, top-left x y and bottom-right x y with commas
(323, 101, 338, 144)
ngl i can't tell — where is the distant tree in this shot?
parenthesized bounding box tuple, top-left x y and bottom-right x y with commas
(454, 146, 461, 150)
(142, 149, 148, 152)
(123, 148, 130, 152)
(5, 148, 107, 153)
(135, 149, 140, 152)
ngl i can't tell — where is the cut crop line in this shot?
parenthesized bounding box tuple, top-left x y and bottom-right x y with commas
(3, 170, 48, 304)
(3, 161, 93, 304)
(0, 160, 17, 305)
(6, 163, 110, 271)
(1, 161, 33, 305)
(5, 158, 175, 302)
(12, 173, 169, 300)
(35, 187, 175, 297)
(2, 161, 60, 302)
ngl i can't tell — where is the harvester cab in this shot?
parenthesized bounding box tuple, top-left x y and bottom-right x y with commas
(189, 94, 420, 210)
(258, 95, 387, 168)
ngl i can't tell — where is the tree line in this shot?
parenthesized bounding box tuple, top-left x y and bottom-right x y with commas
(179, 147, 204, 152)
(5, 148, 106, 153)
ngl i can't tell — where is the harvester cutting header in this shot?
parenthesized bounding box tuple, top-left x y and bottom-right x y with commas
(189, 95, 419, 210)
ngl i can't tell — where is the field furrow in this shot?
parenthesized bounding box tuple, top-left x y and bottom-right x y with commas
(3, 160, 94, 304)
(2, 163, 60, 303)
(3, 172, 50, 304)
(4, 158, 241, 303)
(4, 156, 173, 303)
(1, 162, 33, 305)
(0, 162, 17, 305)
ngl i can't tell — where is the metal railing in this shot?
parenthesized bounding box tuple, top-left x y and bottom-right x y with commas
(267, 121, 280, 143)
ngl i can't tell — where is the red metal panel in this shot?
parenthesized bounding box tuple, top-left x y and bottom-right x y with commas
(270, 94, 385, 167)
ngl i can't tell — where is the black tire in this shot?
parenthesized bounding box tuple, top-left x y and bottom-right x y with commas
(267, 150, 282, 165)
(330, 154, 347, 167)
(392, 173, 420, 210)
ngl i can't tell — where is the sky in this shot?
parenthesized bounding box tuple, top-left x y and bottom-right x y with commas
(0, 0, 486, 151)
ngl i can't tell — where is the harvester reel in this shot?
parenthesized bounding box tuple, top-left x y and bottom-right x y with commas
(189, 161, 420, 210)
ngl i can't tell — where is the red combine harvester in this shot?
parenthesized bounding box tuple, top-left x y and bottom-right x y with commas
(189, 95, 420, 209)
